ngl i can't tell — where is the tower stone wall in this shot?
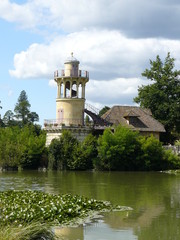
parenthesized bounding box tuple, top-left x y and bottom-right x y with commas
(45, 53, 91, 145)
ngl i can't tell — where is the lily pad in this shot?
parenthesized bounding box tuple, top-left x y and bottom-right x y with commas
(0, 190, 130, 226)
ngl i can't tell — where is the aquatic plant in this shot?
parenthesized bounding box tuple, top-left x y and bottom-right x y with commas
(0, 190, 131, 239)
(0, 190, 123, 226)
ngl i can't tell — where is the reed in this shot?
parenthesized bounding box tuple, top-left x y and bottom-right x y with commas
(0, 223, 57, 240)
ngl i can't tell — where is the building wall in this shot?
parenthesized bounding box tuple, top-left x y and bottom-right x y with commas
(56, 98, 85, 126)
(45, 126, 91, 146)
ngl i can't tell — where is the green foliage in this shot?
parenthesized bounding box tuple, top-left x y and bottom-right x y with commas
(134, 53, 180, 142)
(72, 134, 98, 170)
(1, 122, 178, 172)
(3, 110, 17, 127)
(0, 101, 4, 127)
(48, 132, 97, 170)
(0, 127, 21, 168)
(175, 140, 180, 146)
(0, 118, 4, 127)
(28, 112, 39, 123)
(48, 130, 79, 170)
(14, 90, 31, 125)
(0, 223, 56, 240)
(19, 126, 46, 169)
(96, 125, 180, 171)
(0, 125, 46, 169)
(85, 115, 90, 125)
(162, 150, 180, 170)
(99, 106, 110, 117)
(1, 90, 39, 127)
(48, 126, 180, 171)
(139, 135, 165, 170)
(14, 90, 39, 126)
(48, 138, 61, 170)
(97, 125, 142, 170)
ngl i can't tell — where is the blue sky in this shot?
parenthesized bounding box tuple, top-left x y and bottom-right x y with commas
(1, 0, 180, 126)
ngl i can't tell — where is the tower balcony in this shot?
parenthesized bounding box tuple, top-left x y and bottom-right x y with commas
(44, 118, 88, 128)
(54, 69, 89, 79)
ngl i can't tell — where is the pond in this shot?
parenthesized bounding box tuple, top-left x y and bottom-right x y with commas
(0, 171, 180, 240)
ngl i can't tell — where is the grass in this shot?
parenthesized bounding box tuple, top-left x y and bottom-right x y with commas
(0, 222, 56, 240)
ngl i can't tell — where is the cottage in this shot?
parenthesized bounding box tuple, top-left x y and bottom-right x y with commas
(101, 106, 165, 139)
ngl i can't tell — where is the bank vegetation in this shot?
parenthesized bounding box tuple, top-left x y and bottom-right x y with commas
(0, 124, 179, 171)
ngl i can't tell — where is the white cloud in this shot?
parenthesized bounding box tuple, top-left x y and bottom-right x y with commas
(85, 78, 149, 106)
(1, 0, 180, 38)
(9, 29, 180, 80)
(48, 79, 56, 87)
(9, 42, 60, 78)
(0, 0, 38, 29)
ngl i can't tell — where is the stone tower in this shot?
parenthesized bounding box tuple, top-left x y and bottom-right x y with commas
(54, 53, 89, 126)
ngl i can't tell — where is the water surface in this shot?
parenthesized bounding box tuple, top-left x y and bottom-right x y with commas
(0, 171, 180, 240)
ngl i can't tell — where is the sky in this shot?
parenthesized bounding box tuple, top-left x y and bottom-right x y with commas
(1, 0, 180, 126)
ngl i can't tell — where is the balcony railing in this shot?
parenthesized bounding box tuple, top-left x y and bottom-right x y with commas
(54, 70, 89, 78)
(44, 118, 84, 127)
(44, 118, 111, 129)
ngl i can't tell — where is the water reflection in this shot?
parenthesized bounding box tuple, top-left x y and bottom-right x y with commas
(0, 171, 180, 239)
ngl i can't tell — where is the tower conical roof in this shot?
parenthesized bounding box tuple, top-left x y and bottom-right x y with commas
(64, 52, 80, 64)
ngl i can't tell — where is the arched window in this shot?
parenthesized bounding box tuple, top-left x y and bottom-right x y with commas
(78, 83, 82, 98)
(65, 81, 70, 98)
(72, 81, 77, 98)
(60, 82, 64, 98)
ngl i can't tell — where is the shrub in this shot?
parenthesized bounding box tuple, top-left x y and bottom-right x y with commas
(96, 125, 141, 170)
(48, 130, 79, 170)
(72, 134, 98, 170)
(0, 125, 46, 169)
(139, 135, 180, 171)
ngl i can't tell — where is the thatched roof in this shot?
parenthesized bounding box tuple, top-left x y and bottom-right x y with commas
(102, 106, 165, 133)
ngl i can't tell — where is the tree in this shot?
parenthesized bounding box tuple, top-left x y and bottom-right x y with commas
(0, 101, 4, 127)
(97, 125, 142, 170)
(134, 53, 180, 142)
(48, 130, 79, 170)
(3, 110, 17, 127)
(85, 115, 90, 125)
(48, 132, 97, 170)
(28, 112, 39, 123)
(19, 125, 46, 169)
(99, 106, 110, 117)
(139, 135, 180, 171)
(0, 125, 46, 169)
(14, 90, 31, 124)
(14, 90, 39, 125)
(72, 134, 98, 170)
(96, 124, 180, 171)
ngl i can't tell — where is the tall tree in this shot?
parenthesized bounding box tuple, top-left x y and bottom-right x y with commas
(28, 112, 39, 123)
(0, 101, 4, 127)
(134, 53, 180, 142)
(14, 90, 39, 125)
(14, 90, 31, 124)
(3, 110, 16, 127)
